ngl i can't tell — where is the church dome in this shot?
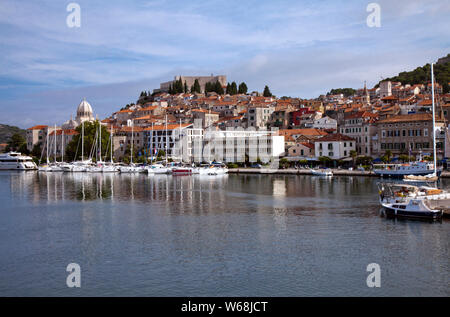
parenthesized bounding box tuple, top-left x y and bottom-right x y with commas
(62, 115, 78, 129)
(77, 98, 93, 116)
(75, 98, 94, 123)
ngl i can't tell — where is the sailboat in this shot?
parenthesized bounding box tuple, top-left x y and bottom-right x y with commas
(404, 64, 441, 182)
(119, 121, 144, 173)
(50, 124, 63, 172)
(378, 63, 450, 219)
(67, 121, 91, 172)
(88, 121, 103, 172)
(102, 125, 118, 173)
(38, 128, 52, 172)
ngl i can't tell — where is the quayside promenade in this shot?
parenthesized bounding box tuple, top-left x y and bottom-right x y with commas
(228, 168, 450, 178)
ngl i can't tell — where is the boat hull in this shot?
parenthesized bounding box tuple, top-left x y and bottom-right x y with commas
(383, 206, 442, 219)
(375, 170, 442, 178)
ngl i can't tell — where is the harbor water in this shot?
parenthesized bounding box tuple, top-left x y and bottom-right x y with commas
(0, 171, 449, 296)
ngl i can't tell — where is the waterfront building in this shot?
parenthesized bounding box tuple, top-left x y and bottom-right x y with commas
(287, 142, 315, 160)
(198, 128, 285, 164)
(376, 113, 445, 158)
(114, 126, 145, 159)
(339, 111, 378, 157)
(314, 133, 356, 160)
(143, 123, 194, 161)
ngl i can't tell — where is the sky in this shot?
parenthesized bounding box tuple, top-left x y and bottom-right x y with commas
(0, 0, 449, 128)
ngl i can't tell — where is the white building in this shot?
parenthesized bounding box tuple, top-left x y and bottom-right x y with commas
(314, 133, 355, 160)
(197, 128, 284, 164)
(312, 116, 337, 130)
(379, 81, 392, 98)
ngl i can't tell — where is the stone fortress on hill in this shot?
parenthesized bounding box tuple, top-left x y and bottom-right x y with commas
(156, 75, 227, 94)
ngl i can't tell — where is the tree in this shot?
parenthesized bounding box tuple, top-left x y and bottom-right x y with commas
(7, 133, 26, 152)
(238, 82, 248, 94)
(384, 150, 393, 162)
(184, 81, 188, 93)
(31, 143, 42, 157)
(279, 158, 289, 169)
(318, 156, 332, 167)
(156, 149, 165, 159)
(263, 85, 272, 97)
(65, 121, 110, 162)
(230, 82, 238, 95)
(214, 80, 224, 95)
(350, 150, 357, 167)
(193, 79, 201, 93)
(355, 156, 373, 166)
(226, 83, 231, 94)
(399, 154, 412, 163)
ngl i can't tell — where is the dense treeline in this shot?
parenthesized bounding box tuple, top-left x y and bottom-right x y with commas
(327, 88, 357, 97)
(380, 55, 450, 93)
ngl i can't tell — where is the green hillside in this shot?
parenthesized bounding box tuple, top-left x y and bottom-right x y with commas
(379, 54, 450, 93)
(0, 124, 26, 144)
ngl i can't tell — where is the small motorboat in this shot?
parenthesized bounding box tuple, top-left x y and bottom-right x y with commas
(310, 169, 333, 176)
(172, 167, 193, 175)
(377, 183, 450, 220)
(403, 173, 438, 182)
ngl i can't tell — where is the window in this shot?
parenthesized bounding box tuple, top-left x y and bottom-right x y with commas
(328, 143, 333, 150)
(328, 152, 334, 157)
(424, 129, 428, 136)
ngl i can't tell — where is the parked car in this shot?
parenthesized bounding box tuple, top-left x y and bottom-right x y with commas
(250, 163, 262, 168)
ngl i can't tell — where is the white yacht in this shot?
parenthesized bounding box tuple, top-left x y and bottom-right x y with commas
(0, 152, 37, 170)
(373, 161, 441, 178)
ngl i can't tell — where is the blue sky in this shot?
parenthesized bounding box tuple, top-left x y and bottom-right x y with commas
(0, 0, 449, 128)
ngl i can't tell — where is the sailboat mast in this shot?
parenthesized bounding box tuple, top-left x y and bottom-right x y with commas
(99, 120, 102, 162)
(179, 118, 182, 163)
(110, 126, 113, 163)
(165, 114, 168, 165)
(62, 130, 64, 163)
(431, 63, 437, 175)
(131, 120, 134, 164)
(46, 128, 49, 164)
(81, 121, 84, 161)
(54, 124, 57, 163)
(151, 122, 154, 164)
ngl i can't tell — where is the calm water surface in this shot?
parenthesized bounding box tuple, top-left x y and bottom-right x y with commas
(0, 171, 449, 296)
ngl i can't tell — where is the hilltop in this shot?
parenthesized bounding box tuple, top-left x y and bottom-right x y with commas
(379, 53, 450, 93)
(0, 124, 26, 144)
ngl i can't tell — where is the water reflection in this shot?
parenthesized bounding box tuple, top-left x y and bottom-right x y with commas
(1, 171, 449, 296)
(7, 172, 450, 209)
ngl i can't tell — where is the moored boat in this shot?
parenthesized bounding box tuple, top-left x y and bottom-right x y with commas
(310, 169, 333, 176)
(377, 183, 450, 219)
